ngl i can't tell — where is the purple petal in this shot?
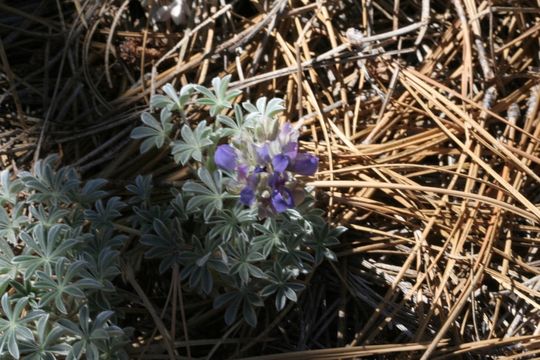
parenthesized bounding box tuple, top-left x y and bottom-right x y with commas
(272, 154, 289, 173)
(240, 186, 255, 206)
(271, 189, 294, 213)
(282, 141, 298, 160)
(246, 174, 259, 189)
(256, 144, 271, 163)
(268, 172, 286, 191)
(215, 144, 237, 172)
(237, 164, 249, 180)
(278, 122, 299, 144)
(290, 153, 318, 176)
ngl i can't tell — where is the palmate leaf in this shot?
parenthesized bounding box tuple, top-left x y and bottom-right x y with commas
(0, 202, 27, 245)
(179, 235, 228, 294)
(252, 218, 288, 258)
(83, 197, 126, 230)
(126, 174, 153, 206)
(243, 97, 285, 122)
(227, 239, 266, 285)
(170, 190, 188, 222)
(59, 306, 123, 360)
(216, 104, 247, 137)
(242, 97, 285, 135)
(0, 254, 18, 291)
(18, 154, 80, 206)
(304, 223, 346, 264)
(140, 219, 185, 274)
(13, 224, 80, 280)
(0, 294, 45, 359)
(213, 284, 263, 327)
(0, 202, 27, 261)
(224, 104, 245, 128)
(19, 315, 70, 360)
(130, 110, 173, 153)
(79, 249, 121, 292)
(132, 204, 174, 233)
(83, 228, 127, 256)
(29, 205, 70, 229)
(150, 83, 194, 112)
(208, 205, 256, 242)
(171, 120, 213, 165)
(0, 169, 23, 206)
(75, 178, 108, 207)
(193, 75, 241, 117)
(34, 259, 99, 315)
(183, 168, 234, 220)
(260, 263, 305, 311)
(276, 232, 314, 273)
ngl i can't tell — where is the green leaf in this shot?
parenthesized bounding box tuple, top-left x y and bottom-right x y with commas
(140, 219, 184, 274)
(194, 75, 241, 117)
(213, 285, 262, 327)
(130, 112, 173, 153)
(171, 121, 213, 165)
(0, 170, 22, 206)
(0, 294, 45, 358)
(183, 169, 232, 220)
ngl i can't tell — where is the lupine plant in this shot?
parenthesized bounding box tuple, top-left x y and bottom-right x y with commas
(130, 75, 345, 326)
(0, 75, 343, 359)
(0, 159, 130, 359)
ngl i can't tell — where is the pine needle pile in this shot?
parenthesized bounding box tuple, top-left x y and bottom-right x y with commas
(1, 0, 540, 359)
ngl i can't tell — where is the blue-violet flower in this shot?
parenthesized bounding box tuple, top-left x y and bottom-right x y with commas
(214, 114, 318, 216)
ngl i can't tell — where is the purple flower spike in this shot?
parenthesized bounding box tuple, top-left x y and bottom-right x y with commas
(272, 154, 289, 173)
(271, 189, 294, 213)
(215, 144, 237, 172)
(291, 153, 318, 176)
(240, 186, 255, 206)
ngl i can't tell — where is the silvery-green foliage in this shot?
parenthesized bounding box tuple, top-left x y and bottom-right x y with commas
(0, 294, 45, 358)
(130, 77, 344, 327)
(126, 174, 153, 206)
(260, 263, 305, 311)
(0, 255, 18, 291)
(79, 248, 122, 294)
(208, 205, 256, 242)
(216, 104, 245, 138)
(304, 223, 346, 264)
(18, 315, 70, 360)
(132, 204, 172, 232)
(140, 218, 185, 274)
(0, 156, 128, 359)
(34, 259, 99, 314)
(242, 97, 285, 137)
(226, 238, 266, 285)
(150, 83, 194, 112)
(183, 168, 233, 220)
(171, 120, 213, 165)
(130, 111, 174, 153)
(83, 197, 126, 230)
(0, 203, 27, 245)
(0, 170, 22, 206)
(193, 75, 241, 116)
(18, 155, 80, 206)
(13, 224, 80, 280)
(212, 283, 263, 327)
(74, 178, 108, 209)
(58, 306, 122, 360)
(178, 235, 228, 295)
